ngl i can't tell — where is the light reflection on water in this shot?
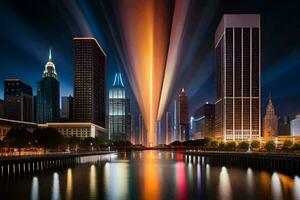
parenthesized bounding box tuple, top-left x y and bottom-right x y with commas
(0, 151, 298, 200)
(51, 172, 60, 200)
(218, 166, 232, 200)
(66, 168, 72, 200)
(30, 177, 38, 200)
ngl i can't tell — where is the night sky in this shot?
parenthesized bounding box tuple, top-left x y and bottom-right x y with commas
(0, 0, 299, 119)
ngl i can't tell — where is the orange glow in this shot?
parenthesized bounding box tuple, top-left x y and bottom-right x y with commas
(143, 151, 160, 200)
(118, 0, 171, 146)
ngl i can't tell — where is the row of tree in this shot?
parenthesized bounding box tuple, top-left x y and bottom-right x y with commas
(169, 138, 300, 152)
(0, 127, 133, 150)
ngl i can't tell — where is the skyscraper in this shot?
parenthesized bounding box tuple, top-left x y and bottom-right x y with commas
(4, 79, 33, 122)
(108, 73, 131, 141)
(37, 49, 60, 123)
(291, 115, 300, 136)
(278, 116, 290, 136)
(178, 88, 189, 141)
(263, 97, 278, 139)
(215, 14, 261, 141)
(0, 99, 4, 118)
(191, 103, 215, 139)
(165, 111, 173, 144)
(73, 37, 106, 127)
(61, 96, 73, 120)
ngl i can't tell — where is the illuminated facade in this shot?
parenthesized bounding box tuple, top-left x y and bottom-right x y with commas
(165, 111, 173, 144)
(73, 38, 106, 127)
(4, 79, 33, 122)
(215, 14, 261, 141)
(37, 49, 60, 123)
(108, 73, 131, 141)
(263, 97, 278, 139)
(291, 115, 300, 136)
(39, 122, 106, 139)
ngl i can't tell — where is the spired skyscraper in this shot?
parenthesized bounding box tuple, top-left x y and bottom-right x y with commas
(215, 14, 261, 141)
(37, 49, 60, 123)
(73, 37, 106, 128)
(108, 73, 131, 141)
(263, 96, 278, 139)
(178, 88, 189, 141)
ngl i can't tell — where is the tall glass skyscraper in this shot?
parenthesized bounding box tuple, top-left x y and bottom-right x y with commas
(37, 49, 60, 123)
(108, 73, 131, 141)
(215, 14, 261, 141)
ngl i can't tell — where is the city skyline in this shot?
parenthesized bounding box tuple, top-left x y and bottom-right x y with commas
(0, 0, 299, 120)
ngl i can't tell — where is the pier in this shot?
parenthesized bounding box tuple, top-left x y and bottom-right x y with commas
(0, 151, 114, 177)
(182, 151, 300, 175)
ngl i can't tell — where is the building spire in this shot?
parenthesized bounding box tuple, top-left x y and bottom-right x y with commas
(49, 48, 52, 61)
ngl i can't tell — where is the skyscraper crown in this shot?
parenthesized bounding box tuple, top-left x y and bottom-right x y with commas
(113, 73, 124, 87)
(42, 48, 57, 79)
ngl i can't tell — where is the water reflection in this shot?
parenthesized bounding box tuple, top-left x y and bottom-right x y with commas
(218, 166, 232, 200)
(66, 168, 72, 200)
(271, 172, 283, 200)
(246, 168, 254, 197)
(30, 177, 39, 200)
(51, 172, 60, 200)
(176, 162, 188, 200)
(90, 165, 97, 199)
(104, 162, 128, 200)
(294, 176, 300, 200)
(143, 151, 160, 200)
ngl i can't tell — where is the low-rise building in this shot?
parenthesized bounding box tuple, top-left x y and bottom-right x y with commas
(0, 118, 37, 140)
(38, 122, 107, 139)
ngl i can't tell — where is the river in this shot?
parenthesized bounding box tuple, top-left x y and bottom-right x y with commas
(1, 150, 299, 200)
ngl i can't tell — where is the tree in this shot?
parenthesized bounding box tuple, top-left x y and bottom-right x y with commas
(292, 143, 300, 151)
(4, 127, 32, 148)
(282, 140, 293, 150)
(67, 137, 81, 149)
(264, 141, 275, 152)
(238, 141, 249, 150)
(210, 140, 219, 148)
(251, 140, 260, 149)
(219, 141, 226, 150)
(34, 128, 65, 149)
(170, 141, 182, 146)
(225, 141, 237, 151)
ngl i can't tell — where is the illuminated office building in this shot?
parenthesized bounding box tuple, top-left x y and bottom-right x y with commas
(263, 97, 278, 139)
(108, 73, 131, 141)
(215, 14, 261, 141)
(178, 88, 189, 141)
(37, 49, 60, 123)
(291, 115, 300, 136)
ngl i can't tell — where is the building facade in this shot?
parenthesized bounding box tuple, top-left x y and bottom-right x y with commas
(215, 14, 261, 141)
(37, 49, 60, 123)
(278, 116, 290, 136)
(4, 79, 33, 122)
(291, 115, 300, 136)
(191, 103, 215, 139)
(73, 37, 106, 128)
(165, 111, 173, 144)
(108, 73, 131, 141)
(39, 122, 106, 139)
(263, 97, 278, 139)
(0, 99, 4, 118)
(61, 96, 73, 120)
(178, 88, 189, 141)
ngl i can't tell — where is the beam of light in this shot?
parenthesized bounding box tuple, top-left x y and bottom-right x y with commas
(271, 172, 283, 200)
(143, 151, 160, 199)
(157, 0, 190, 120)
(115, 0, 173, 146)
